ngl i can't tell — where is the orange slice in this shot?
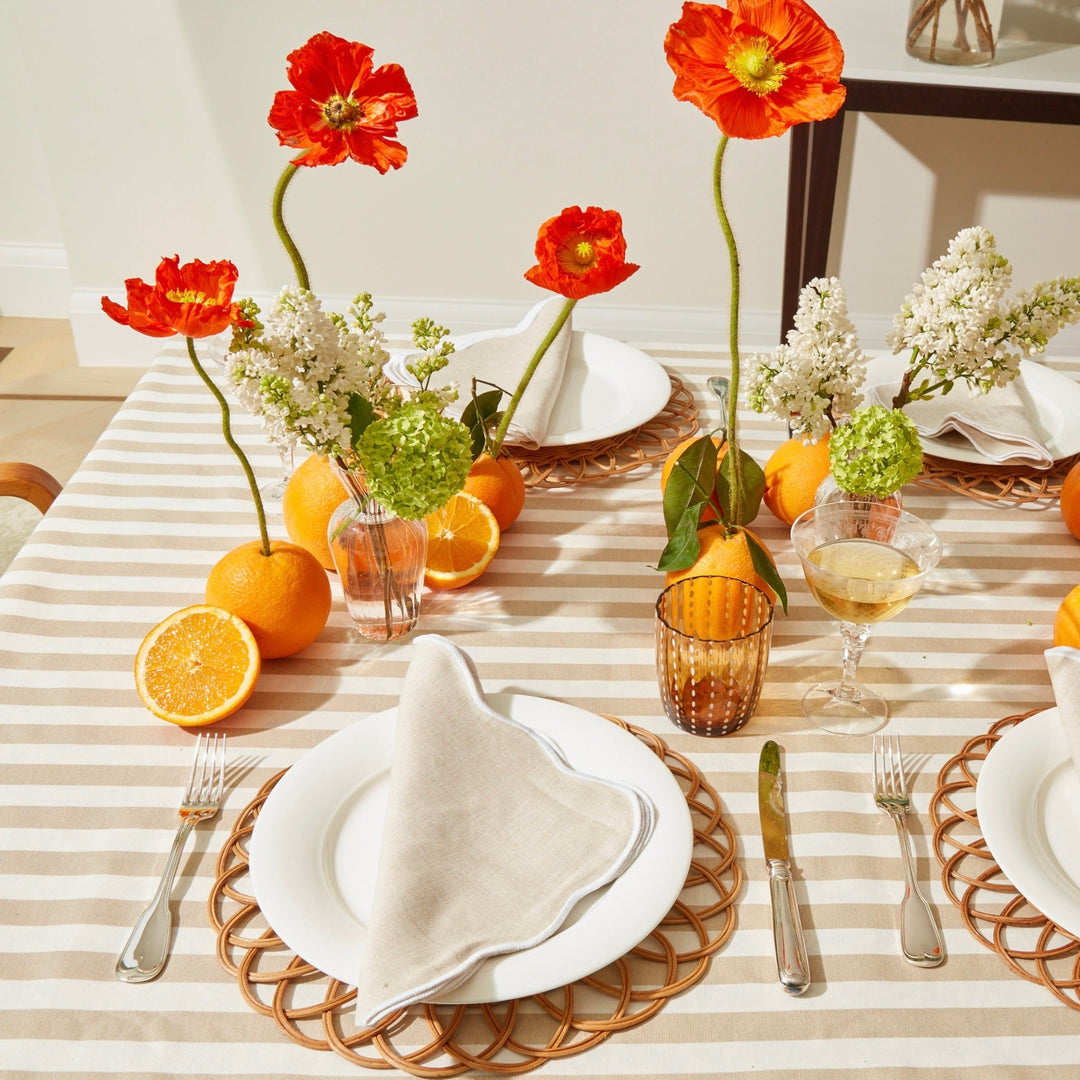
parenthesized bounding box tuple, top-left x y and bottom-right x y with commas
(135, 605, 261, 726)
(424, 492, 500, 590)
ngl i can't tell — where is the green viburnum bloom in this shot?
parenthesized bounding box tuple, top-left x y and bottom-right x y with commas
(357, 401, 473, 520)
(829, 405, 923, 498)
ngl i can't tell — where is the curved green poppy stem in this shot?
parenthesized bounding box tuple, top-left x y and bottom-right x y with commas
(490, 296, 576, 458)
(713, 134, 743, 529)
(272, 162, 310, 291)
(187, 337, 271, 557)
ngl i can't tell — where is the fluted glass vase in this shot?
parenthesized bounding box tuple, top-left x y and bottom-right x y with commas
(327, 465, 427, 642)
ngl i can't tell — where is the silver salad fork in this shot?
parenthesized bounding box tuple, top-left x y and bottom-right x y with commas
(116, 732, 226, 982)
(872, 732, 945, 967)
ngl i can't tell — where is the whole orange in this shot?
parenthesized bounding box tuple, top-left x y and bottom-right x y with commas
(1053, 584, 1080, 648)
(463, 453, 527, 531)
(664, 524, 777, 602)
(660, 434, 727, 523)
(282, 455, 349, 570)
(763, 434, 832, 527)
(1060, 460, 1080, 540)
(205, 539, 332, 659)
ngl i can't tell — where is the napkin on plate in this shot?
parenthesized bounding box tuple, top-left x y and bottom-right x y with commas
(387, 297, 574, 448)
(354, 634, 654, 1028)
(1045, 646, 1080, 777)
(874, 376, 1053, 467)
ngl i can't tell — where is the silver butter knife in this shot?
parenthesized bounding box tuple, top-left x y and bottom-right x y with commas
(758, 740, 811, 995)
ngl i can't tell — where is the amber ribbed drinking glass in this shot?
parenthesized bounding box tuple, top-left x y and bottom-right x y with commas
(655, 575, 774, 737)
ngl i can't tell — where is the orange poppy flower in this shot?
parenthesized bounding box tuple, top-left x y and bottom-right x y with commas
(524, 206, 640, 300)
(102, 256, 241, 339)
(268, 31, 418, 172)
(665, 0, 845, 140)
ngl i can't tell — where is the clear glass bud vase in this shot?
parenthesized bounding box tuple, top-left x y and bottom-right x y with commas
(906, 0, 1004, 66)
(327, 466, 427, 641)
(815, 474, 903, 513)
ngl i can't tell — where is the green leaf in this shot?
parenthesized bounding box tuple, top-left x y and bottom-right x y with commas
(656, 508, 704, 573)
(715, 448, 765, 526)
(662, 436, 718, 537)
(744, 530, 787, 614)
(460, 388, 504, 459)
(736, 449, 766, 525)
(347, 393, 376, 449)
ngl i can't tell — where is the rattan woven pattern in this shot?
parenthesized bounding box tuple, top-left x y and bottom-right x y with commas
(930, 710, 1080, 1009)
(507, 375, 699, 488)
(912, 452, 1080, 506)
(208, 716, 740, 1076)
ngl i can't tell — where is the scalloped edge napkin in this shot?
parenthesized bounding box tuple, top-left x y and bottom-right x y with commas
(354, 634, 654, 1028)
(385, 296, 573, 448)
(873, 376, 1053, 466)
(1045, 646, 1080, 777)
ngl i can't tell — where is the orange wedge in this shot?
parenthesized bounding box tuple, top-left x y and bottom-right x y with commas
(424, 492, 500, 590)
(135, 605, 261, 726)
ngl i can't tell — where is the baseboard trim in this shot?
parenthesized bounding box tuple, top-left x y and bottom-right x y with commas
(68, 286, 1080, 366)
(0, 243, 72, 320)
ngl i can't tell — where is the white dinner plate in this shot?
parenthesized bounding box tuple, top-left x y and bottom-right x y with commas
(249, 694, 693, 1004)
(977, 708, 1080, 937)
(862, 355, 1080, 465)
(386, 329, 672, 447)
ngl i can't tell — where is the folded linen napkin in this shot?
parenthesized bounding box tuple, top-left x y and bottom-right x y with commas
(354, 634, 653, 1027)
(872, 375, 1053, 466)
(1045, 646, 1080, 777)
(387, 296, 573, 448)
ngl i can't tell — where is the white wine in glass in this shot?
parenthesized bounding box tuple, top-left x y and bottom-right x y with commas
(791, 502, 942, 735)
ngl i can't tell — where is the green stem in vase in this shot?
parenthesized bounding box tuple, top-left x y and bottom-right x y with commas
(332, 456, 403, 641)
(187, 337, 271, 557)
(490, 296, 577, 459)
(713, 134, 743, 528)
(272, 163, 311, 291)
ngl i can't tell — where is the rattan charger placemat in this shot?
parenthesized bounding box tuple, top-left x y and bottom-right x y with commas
(912, 452, 1080, 505)
(508, 375, 698, 488)
(930, 709, 1080, 1008)
(208, 715, 740, 1076)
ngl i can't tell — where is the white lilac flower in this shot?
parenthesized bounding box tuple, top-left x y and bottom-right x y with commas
(746, 277, 866, 440)
(887, 227, 1080, 402)
(225, 287, 396, 458)
(225, 289, 474, 518)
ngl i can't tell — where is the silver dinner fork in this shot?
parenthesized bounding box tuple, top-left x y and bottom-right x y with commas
(872, 732, 945, 968)
(116, 732, 226, 983)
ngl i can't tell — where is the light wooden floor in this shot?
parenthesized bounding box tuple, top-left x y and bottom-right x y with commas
(0, 318, 144, 485)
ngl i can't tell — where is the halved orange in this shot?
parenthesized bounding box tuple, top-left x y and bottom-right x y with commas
(135, 605, 261, 726)
(424, 492, 501, 590)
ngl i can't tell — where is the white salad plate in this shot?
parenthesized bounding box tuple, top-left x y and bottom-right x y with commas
(387, 329, 672, 447)
(862, 355, 1080, 465)
(249, 693, 694, 1004)
(976, 708, 1080, 938)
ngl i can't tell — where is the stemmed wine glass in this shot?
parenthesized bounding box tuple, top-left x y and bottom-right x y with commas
(790, 501, 942, 736)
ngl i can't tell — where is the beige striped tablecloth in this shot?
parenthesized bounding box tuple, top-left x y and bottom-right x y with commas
(3, 342, 1079, 1079)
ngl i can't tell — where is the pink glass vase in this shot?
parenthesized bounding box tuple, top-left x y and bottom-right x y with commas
(327, 465, 427, 641)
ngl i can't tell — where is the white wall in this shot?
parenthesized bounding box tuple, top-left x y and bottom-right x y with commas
(4, 0, 1080, 364)
(0, 2, 71, 316)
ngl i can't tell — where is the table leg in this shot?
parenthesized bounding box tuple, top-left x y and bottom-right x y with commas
(780, 110, 848, 341)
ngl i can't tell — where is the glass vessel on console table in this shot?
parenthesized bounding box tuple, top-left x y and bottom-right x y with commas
(906, 0, 1004, 66)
